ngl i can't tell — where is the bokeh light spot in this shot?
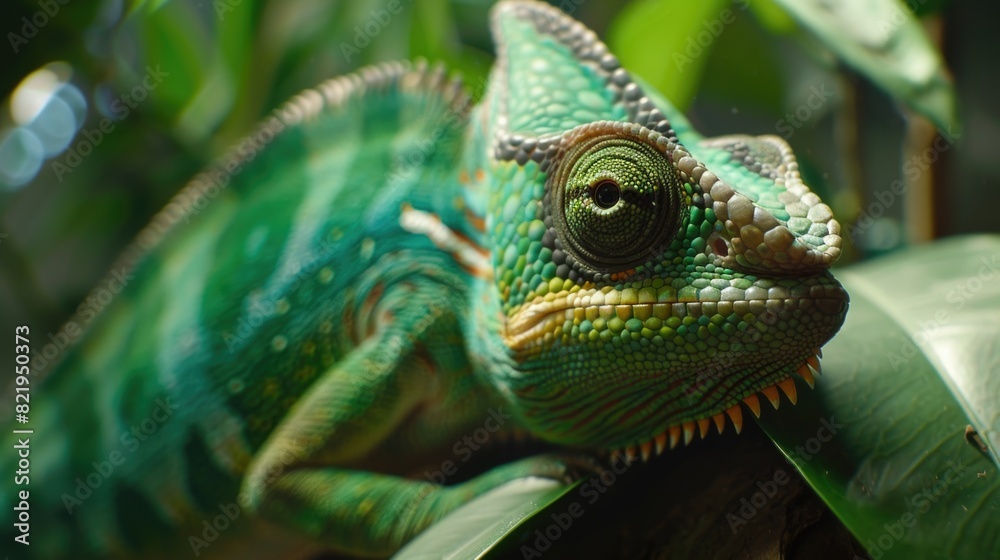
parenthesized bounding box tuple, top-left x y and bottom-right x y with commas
(0, 128, 45, 190)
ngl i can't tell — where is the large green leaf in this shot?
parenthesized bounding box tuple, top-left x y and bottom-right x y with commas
(760, 234, 1000, 559)
(767, 0, 957, 132)
(393, 477, 578, 560)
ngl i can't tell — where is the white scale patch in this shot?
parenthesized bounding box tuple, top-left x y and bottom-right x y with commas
(271, 335, 288, 352)
(399, 204, 490, 277)
(360, 237, 376, 260)
(318, 266, 335, 284)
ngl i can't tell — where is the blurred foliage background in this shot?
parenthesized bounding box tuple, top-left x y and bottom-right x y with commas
(0, 0, 998, 336)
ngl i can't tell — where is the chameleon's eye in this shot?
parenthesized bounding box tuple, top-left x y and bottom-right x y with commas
(550, 128, 684, 273)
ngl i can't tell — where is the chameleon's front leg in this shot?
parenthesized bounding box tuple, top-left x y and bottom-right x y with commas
(240, 327, 567, 558)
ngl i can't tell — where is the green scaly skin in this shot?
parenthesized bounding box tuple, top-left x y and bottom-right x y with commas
(1, 2, 848, 558)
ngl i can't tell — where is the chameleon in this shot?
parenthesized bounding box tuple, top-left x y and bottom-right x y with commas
(2, 1, 848, 558)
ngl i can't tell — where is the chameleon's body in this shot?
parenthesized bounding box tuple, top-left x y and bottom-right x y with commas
(2, 2, 847, 558)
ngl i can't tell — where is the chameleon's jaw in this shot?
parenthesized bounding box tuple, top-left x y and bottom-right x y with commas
(495, 272, 848, 452)
(499, 341, 840, 455)
(609, 349, 822, 463)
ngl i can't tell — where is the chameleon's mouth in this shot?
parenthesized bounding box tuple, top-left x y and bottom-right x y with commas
(606, 351, 822, 462)
(503, 282, 848, 353)
(498, 281, 847, 452)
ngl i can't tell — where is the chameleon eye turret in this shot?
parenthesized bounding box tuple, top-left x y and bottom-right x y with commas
(548, 122, 686, 274)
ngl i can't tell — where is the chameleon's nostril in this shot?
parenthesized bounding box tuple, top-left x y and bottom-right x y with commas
(713, 238, 729, 257)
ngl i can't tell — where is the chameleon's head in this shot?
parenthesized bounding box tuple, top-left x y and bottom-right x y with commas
(478, 1, 848, 457)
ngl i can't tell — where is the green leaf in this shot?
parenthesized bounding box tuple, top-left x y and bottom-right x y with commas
(392, 477, 577, 560)
(745, 0, 797, 34)
(767, 0, 957, 131)
(607, 0, 731, 110)
(760, 235, 1000, 559)
(130, 1, 213, 123)
(125, 0, 173, 17)
(408, 0, 491, 91)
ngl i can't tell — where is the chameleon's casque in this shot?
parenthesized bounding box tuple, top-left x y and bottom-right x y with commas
(1, 1, 847, 558)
